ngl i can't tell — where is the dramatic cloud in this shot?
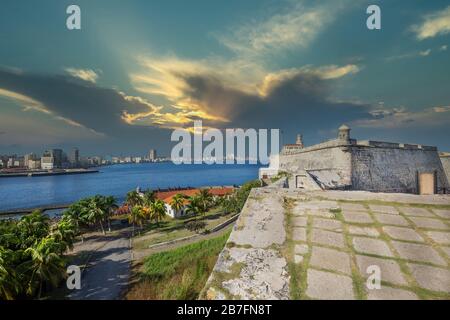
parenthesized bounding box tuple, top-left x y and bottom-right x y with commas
(65, 68, 100, 83)
(0, 68, 174, 153)
(352, 106, 450, 129)
(217, 1, 348, 58)
(412, 6, 450, 40)
(385, 44, 447, 61)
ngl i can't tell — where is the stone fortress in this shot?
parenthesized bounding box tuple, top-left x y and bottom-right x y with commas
(260, 125, 450, 195)
(203, 126, 450, 300)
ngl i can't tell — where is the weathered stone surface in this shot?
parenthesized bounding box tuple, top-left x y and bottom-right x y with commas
(294, 244, 309, 255)
(433, 209, 450, 219)
(425, 231, 450, 244)
(306, 209, 335, 218)
(367, 287, 418, 300)
(374, 213, 409, 227)
(400, 207, 433, 217)
(356, 255, 407, 286)
(369, 205, 399, 215)
(312, 229, 345, 248)
(216, 248, 290, 300)
(294, 255, 304, 264)
(409, 217, 449, 230)
(293, 200, 339, 216)
(352, 237, 394, 257)
(306, 269, 354, 300)
(408, 263, 450, 293)
(391, 241, 446, 266)
(341, 203, 366, 211)
(229, 190, 285, 248)
(310, 246, 351, 274)
(292, 217, 307, 227)
(312, 217, 342, 231)
(442, 246, 450, 257)
(348, 226, 380, 237)
(292, 227, 307, 242)
(343, 211, 374, 224)
(382, 226, 424, 242)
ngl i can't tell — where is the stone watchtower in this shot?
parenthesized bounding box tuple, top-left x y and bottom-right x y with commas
(296, 134, 304, 148)
(338, 124, 351, 141)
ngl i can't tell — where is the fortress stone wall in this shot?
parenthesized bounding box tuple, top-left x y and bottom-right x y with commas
(441, 154, 450, 184)
(273, 125, 449, 194)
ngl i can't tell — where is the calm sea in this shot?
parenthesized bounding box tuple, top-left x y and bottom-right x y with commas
(0, 162, 261, 213)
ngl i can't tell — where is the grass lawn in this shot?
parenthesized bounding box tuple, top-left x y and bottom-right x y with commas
(126, 230, 230, 300)
(132, 206, 234, 249)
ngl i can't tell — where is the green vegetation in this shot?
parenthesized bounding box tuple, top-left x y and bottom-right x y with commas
(220, 180, 262, 214)
(0, 211, 76, 300)
(126, 231, 230, 300)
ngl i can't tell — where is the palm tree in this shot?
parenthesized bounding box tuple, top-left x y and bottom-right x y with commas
(21, 237, 66, 299)
(0, 247, 19, 300)
(126, 190, 143, 207)
(17, 211, 50, 248)
(170, 193, 185, 216)
(128, 205, 146, 236)
(150, 199, 167, 227)
(142, 190, 155, 207)
(197, 189, 213, 216)
(185, 196, 200, 217)
(101, 196, 118, 232)
(85, 197, 107, 234)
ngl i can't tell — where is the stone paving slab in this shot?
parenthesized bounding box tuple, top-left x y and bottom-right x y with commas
(340, 203, 366, 211)
(356, 255, 408, 286)
(310, 246, 351, 275)
(348, 226, 380, 237)
(294, 244, 309, 255)
(425, 231, 450, 244)
(407, 263, 450, 293)
(409, 217, 449, 230)
(374, 213, 410, 227)
(367, 287, 418, 300)
(369, 205, 399, 215)
(433, 209, 450, 219)
(292, 227, 307, 242)
(312, 229, 345, 248)
(382, 226, 424, 242)
(442, 246, 450, 257)
(306, 269, 355, 300)
(352, 237, 394, 257)
(391, 241, 447, 266)
(343, 211, 374, 224)
(292, 217, 308, 227)
(312, 217, 343, 231)
(400, 207, 434, 217)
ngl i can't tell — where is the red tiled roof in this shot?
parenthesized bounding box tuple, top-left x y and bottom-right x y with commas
(156, 187, 234, 205)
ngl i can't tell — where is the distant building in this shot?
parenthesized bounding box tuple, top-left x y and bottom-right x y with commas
(69, 148, 80, 167)
(41, 155, 54, 170)
(134, 157, 142, 163)
(149, 149, 157, 161)
(28, 159, 41, 170)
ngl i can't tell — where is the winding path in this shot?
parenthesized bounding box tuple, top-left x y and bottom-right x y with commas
(68, 229, 131, 300)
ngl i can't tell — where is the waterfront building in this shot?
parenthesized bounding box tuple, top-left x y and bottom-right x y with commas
(149, 149, 157, 161)
(28, 159, 41, 170)
(41, 151, 55, 170)
(69, 148, 80, 167)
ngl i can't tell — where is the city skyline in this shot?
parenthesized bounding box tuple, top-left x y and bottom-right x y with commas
(1, 0, 450, 156)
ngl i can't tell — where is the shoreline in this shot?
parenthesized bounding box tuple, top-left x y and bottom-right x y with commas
(0, 168, 99, 178)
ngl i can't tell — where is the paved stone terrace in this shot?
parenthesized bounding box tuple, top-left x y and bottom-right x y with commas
(202, 188, 450, 300)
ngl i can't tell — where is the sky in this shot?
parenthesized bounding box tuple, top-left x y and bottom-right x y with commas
(0, 0, 449, 157)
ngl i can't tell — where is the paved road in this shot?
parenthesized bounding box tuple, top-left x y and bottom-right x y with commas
(68, 230, 131, 300)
